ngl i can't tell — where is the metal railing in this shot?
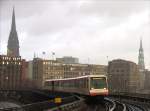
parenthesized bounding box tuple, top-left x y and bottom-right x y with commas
(0, 95, 80, 111)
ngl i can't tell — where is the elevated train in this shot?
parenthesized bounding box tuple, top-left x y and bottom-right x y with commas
(44, 75, 108, 97)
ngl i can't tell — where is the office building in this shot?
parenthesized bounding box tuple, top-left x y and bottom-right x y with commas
(108, 59, 140, 93)
(32, 58, 64, 88)
(56, 56, 79, 64)
(0, 55, 22, 89)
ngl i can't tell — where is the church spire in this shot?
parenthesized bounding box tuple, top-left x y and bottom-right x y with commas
(138, 38, 145, 71)
(7, 7, 20, 57)
(11, 7, 16, 31)
(140, 38, 143, 50)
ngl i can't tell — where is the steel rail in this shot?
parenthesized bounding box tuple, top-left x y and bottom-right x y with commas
(125, 103, 148, 111)
(104, 98, 116, 111)
(105, 98, 127, 111)
(126, 104, 144, 111)
(112, 98, 148, 111)
(115, 101, 127, 111)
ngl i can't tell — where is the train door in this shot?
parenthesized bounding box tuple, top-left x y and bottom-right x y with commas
(88, 77, 90, 90)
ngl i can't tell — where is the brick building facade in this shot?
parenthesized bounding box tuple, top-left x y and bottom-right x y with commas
(145, 70, 150, 90)
(108, 59, 140, 93)
(0, 55, 22, 89)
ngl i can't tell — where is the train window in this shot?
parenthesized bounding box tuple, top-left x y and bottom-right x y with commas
(80, 78, 84, 88)
(67, 80, 70, 87)
(61, 81, 64, 87)
(63, 80, 66, 87)
(45, 81, 52, 86)
(69, 79, 72, 87)
(49, 81, 52, 86)
(86, 78, 89, 88)
(72, 80, 74, 87)
(59, 81, 61, 87)
(68, 80, 70, 87)
(64, 80, 69, 87)
(49, 81, 51, 86)
(55, 81, 59, 87)
(82, 78, 86, 88)
(79, 79, 82, 88)
(75, 79, 78, 87)
(90, 77, 107, 89)
(84, 78, 86, 88)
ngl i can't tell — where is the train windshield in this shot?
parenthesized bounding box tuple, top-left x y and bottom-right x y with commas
(91, 77, 107, 89)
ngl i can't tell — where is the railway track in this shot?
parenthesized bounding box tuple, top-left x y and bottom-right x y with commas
(105, 98, 148, 111)
(126, 104, 143, 111)
(104, 98, 126, 111)
(124, 102, 149, 111)
(86, 97, 147, 111)
(0, 95, 149, 111)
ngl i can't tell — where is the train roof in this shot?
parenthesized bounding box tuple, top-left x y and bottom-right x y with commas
(45, 75, 107, 82)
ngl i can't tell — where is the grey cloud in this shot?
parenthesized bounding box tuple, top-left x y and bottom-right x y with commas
(72, 1, 149, 19)
(0, 0, 49, 21)
(0, 0, 150, 69)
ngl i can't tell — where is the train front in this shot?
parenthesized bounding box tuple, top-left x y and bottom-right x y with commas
(89, 76, 108, 96)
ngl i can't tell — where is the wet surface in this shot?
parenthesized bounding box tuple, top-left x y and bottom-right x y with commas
(0, 101, 21, 109)
(85, 104, 106, 111)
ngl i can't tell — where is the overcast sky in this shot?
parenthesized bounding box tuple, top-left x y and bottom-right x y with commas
(0, 0, 150, 69)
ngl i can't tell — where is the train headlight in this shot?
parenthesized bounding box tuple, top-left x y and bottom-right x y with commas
(104, 88, 106, 90)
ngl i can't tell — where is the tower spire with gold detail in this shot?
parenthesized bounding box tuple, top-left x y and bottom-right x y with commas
(138, 38, 145, 71)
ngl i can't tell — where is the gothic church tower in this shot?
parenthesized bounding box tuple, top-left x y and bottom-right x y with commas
(7, 8, 20, 57)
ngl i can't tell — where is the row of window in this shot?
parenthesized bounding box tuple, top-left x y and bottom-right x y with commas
(1, 57, 21, 61)
(43, 67, 63, 70)
(42, 63, 104, 71)
(45, 76, 63, 79)
(0, 62, 21, 65)
(44, 78, 89, 89)
(110, 69, 125, 73)
(43, 62, 61, 66)
(44, 72, 62, 75)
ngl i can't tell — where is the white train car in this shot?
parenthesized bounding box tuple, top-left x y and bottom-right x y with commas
(44, 75, 108, 96)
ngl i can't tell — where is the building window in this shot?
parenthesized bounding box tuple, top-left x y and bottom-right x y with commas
(116, 70, 119, 72)
(111, 70, 114, 72)
(121, 70, 124, 72)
